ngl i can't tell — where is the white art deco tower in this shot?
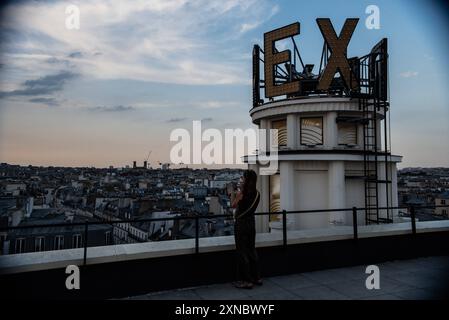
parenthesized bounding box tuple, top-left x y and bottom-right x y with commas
(245, 19, 402, 233)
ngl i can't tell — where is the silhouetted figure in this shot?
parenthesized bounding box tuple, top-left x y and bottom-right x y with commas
(230, 170, 261, 289)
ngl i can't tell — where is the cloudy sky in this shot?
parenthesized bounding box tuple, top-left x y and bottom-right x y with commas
(0, 0, 448, 168)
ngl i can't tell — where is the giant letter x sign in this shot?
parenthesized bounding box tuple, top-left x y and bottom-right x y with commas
(316, 18, 359, 91)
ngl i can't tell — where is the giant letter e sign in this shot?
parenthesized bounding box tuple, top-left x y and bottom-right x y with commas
(264, 23, 301, 98)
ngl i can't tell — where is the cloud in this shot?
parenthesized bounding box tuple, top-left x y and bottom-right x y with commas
(89, 105, 135, 112)
(166, 117, 188, 123)
(28, 97, 60, 107)
(46, 57, 66, 64)
(0, 0, 276, 85)
(400, 71, 419, 78)
(239, 4, 279, 34)
(68, 51, 83, 58)
(128, 100, 241, 110)
(0, 71, 77, 97)
(197, 101, 240, 109)
(240, 23, 259, 34)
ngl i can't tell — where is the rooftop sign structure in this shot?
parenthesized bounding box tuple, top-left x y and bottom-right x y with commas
(253, 18, 388, 108)
(251, 18, 394, 225)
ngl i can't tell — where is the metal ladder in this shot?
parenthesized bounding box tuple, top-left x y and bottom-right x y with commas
(355, 53, 392, 224)
(361, 95, 380, 224)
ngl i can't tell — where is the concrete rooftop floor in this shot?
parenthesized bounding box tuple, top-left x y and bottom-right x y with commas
(124, 256, 449, 300)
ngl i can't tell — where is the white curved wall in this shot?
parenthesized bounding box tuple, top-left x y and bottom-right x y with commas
(249, 97, 401, 232)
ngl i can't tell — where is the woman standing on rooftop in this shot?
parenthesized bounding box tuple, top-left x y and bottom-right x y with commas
(230, 169, 262, 289)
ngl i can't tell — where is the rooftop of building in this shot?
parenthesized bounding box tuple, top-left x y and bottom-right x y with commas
(10, 210, 111, 236)
(437, 191, 449, 199)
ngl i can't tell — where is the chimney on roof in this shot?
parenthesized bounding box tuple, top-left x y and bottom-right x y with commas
(25, 197, 34, 218)
(144, 161, 147, 169)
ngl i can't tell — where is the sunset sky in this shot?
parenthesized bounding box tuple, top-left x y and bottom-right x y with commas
(0, 0, 448, 168)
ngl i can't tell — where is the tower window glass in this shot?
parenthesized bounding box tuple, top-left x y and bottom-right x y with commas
(301, 117, 323, 145)
(271, 119, 287, 147)
(269, 174, 281, 222)
(338, 123, 357, 145)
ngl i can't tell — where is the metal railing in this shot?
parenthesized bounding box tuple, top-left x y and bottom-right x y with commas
(1, 205, 448, 265)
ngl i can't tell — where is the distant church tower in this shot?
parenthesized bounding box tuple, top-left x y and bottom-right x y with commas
(245, 19, 402, 233)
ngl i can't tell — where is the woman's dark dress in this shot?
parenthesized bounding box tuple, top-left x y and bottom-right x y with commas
(234, 190, 261, 283)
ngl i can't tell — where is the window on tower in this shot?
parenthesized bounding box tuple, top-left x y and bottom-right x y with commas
(271, 119, 287, 147)
(269, 173, 281, 222)
(300, 117, 323, 145)
(338, 122, 357, 146)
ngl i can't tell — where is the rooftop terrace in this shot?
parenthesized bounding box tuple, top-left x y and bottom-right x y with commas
(125, 255, 449, 300)
(1, 205, 449, 300)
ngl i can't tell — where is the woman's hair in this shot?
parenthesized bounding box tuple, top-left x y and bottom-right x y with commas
(241, 169, 257, 197)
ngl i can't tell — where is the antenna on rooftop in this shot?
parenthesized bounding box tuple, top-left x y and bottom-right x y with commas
(143, 150, 152, 169)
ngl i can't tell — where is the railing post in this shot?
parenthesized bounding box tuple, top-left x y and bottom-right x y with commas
(352, 207, 358, 241)
(410, 206, 416, 235)
(83, 220, 88, 266)
(195, 216, 199, 254)
(282, 210, 287, 247)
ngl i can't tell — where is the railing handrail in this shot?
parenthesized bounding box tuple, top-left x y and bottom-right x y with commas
(2, 204, 449, 265)
(1, 205, 448, 232)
